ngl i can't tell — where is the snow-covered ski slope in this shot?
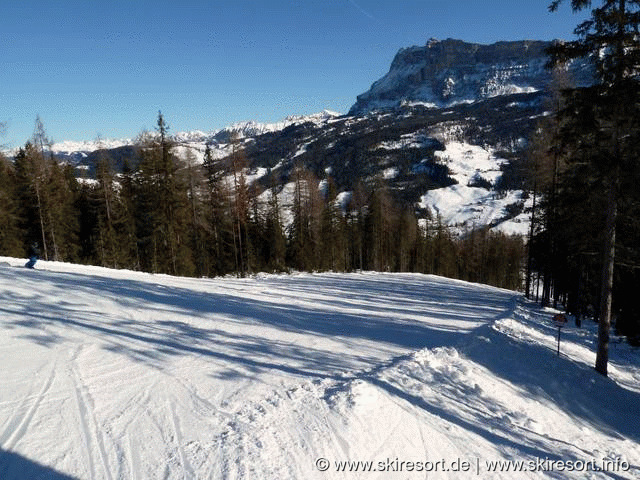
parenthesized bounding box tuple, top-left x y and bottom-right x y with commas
(0, 258, 638, 480)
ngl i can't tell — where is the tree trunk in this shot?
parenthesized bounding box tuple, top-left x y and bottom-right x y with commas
(595, 171, 619, 376)
(34, 183, 48, 261)
(525, 185, 538, 299)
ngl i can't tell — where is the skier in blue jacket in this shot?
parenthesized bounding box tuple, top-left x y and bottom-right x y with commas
(25, 242, 39, 269)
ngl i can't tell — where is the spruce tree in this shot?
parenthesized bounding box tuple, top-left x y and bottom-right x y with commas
(549, 0, 640, 375)
(319, 177, 343, 271)
(229, 133, 251, 276)
(263, 173, 286, 272)
(133, 113, 194, 276)
(118, 160, 142, 270)
(15, 141, 49, 260)
(347, 181, 367, 271)
(90, 144, 137, 269)
(0, 154, 23, 256)
(288, 164, 314, 271)
(365, 178, 394, 271)
(94, 147, 119, 267)
(183, 147, 207, 277)
(202, 143, 235, 275)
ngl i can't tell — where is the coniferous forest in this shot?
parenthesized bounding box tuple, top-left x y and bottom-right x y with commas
(0, 113, 524, 291)
(525, 0, 640, 372)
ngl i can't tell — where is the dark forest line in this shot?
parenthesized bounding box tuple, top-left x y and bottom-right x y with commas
(0, 113, 524, 292)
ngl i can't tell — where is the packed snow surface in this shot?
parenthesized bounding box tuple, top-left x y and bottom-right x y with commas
(0, 258, 638, 479)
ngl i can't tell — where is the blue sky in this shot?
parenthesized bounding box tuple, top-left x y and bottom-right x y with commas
(0, 1, 588, 148)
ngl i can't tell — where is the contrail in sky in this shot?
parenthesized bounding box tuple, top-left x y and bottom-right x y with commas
(347, 0, 375, 19)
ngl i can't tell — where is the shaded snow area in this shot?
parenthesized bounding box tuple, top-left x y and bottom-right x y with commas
(419, 142, 531, 235)
(0, 258, 638, 479)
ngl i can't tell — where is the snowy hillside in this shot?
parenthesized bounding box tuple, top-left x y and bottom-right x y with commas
(419, 141, 531, 235)
(0, 258, 638, 479)
(35, 103, 535, 235)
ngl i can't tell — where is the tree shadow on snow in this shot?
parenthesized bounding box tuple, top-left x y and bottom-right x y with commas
(1, 269, 516, 382)
(366, 301, 640, 478)
(2, 268, 639, 475)
(463, 318, 640, 444)
(0, 449, 77, 480)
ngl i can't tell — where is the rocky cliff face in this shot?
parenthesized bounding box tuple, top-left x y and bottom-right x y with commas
(349, 38, 592, 115)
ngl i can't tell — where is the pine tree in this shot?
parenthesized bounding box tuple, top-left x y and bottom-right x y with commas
(89, 144, 138, 269)
(0, 154, 23, 256)
(397, 208, 419, 272)
(288, 164, 314, 271)
(365, 178, 394, 271)
(433, 216, 457, 278)
(94, 146, 119, 267)
(548, 0, 640, 375)
(183, 147, 207, 277)
(133, 112, 194, 276)
(229, 133, 251, 276)
(118, 160, 142, 270)
(202, 143, 235, 275)
(31, 116, 60, 260)
(261, 172, 286, 272)
(319, 177, 344, 271)
(11, 118, 80, 263)
(15, 141, 49, 259)
(47, 160, 80, 262)
(346, 181, 368, 271)
(525, 124, 550, 300)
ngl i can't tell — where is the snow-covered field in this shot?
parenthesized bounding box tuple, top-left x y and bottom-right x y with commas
(419, 141, 531, 235)
(0, 257, 638, 479)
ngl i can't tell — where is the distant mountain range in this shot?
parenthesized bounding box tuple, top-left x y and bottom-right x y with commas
(38, 38, 592, 234)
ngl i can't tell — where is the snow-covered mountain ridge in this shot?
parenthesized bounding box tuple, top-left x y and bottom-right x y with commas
(349, 38, 592, 115)
(49, 110, 341, 155)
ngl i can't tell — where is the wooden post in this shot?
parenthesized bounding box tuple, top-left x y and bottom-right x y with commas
(553, 313, 567, 357)
(557, 326, 561, 356)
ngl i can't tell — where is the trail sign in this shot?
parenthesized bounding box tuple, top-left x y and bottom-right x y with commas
(553, 313, 568, 327)
(553, 313, 567, 356)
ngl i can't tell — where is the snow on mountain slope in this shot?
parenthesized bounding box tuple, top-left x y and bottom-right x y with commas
(16, 108, 531, 236)
(45, 111, 343, 169)
(46, 110, 342, 158)
(349, 40, 548, 114)
(0, 258, 638, 479)
(221, 110, 342, 136)
(419, 141, 531, 235)
(51, 139, 134, 155)
(349, 38, 593, 116)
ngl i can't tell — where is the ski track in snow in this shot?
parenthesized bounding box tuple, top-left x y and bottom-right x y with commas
(0, 356, 57, 453)
(0, 258, 639, 479)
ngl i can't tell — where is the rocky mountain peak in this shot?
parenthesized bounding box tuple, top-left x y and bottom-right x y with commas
(349, 38, 591, 115)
